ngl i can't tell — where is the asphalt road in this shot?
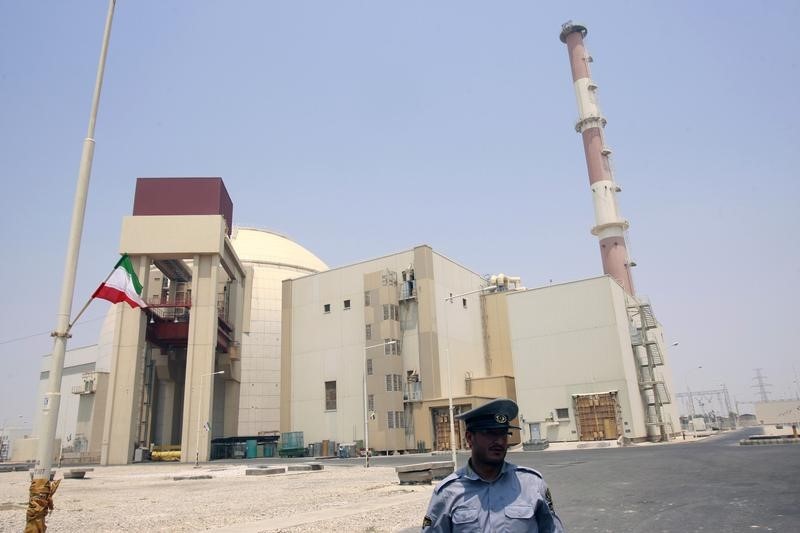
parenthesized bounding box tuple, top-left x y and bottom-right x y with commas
(241, 427, 799, 532)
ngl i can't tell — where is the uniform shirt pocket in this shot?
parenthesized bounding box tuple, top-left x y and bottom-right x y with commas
(451, 504, 480, 525)
(505, 503, 535, 519)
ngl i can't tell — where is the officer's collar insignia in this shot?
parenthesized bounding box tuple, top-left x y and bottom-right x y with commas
(494, 413, 508, 423)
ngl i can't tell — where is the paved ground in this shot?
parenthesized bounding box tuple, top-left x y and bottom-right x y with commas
(245, 427, 800, 532)
(1, 427, 797, 532)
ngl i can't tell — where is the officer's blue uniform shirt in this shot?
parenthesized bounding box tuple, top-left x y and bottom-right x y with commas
(422, 460, 564, 532)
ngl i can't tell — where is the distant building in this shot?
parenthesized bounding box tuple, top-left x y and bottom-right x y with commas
(282, 252, 679, 453)
(30, 177, 680, 464)
(507, 276, 679, 443)
(281, 245, 518, 452)
(755, 400, 800, 425)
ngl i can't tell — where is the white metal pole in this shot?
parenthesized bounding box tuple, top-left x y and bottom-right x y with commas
(195, 370, 223, 467)
(441, 285, 496, 473)
(445, 346, 457, 469)
(363, 345, 370, 468)
(33, 0, 116, 483)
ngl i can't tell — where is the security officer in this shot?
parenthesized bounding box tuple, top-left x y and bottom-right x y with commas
(422, 398, 564, 532)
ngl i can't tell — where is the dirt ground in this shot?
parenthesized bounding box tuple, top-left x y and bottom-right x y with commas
(0, 463, 432, 532)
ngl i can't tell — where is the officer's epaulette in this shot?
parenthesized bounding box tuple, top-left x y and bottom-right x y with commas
(514, 465, 543, 479)
(433, 471, 462, 494)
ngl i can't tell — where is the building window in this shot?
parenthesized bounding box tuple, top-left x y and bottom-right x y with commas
(382, 304, 400, 321)
(384, 339, 391, 356)
(396, 411, 406, 429)
(366, 359, 373, 375)
(556, 408, 569, 419)
(385, 374, 402, 392)
(384, 339, 398, 356)
(462, 298, 467, 309)
(365, 324, 372, 340)
(343, 299, 351, 310)
(323, 303, 331, 314)
(387, 411, 395, 429)
(325, 381, 337, 410)
(364, 291, 370, 306)
(368, 394, 375, 411)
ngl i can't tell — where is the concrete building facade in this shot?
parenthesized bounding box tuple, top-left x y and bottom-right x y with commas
(507, 276, 679, 443)
(281, 246, 519, 453)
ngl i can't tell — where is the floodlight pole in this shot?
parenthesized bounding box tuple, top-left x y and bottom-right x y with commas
(443, 285, 497, 471)
(27, 2, 116, 529)
(195, 370, 224, 467)
(34, 0, 116, 481)
(363, 340, 396, 467)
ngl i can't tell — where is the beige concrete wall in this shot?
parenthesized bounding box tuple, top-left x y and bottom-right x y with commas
(481, 292, 515, 376)
(119, 215, 227, 258)
(284, 247, 490, 451)
(755, 400, 800, 424)
(36, 344, 98, 448)
(469, 375, 515, 400)
(279, 279, 293, 434)
(286, 250, 416, 447)
(180, 254, 221, 463)
(507, 276, 647, 442)
(431, 253, 489, 401)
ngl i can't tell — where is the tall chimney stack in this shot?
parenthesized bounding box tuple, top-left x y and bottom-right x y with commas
(560, 22, 635, 295)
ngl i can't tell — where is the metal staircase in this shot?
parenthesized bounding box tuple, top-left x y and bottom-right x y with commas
(628, 301, 672, 439)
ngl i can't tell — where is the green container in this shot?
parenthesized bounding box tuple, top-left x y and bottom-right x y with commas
(280, 431, 304, 450)
(264, 443, 276, 457)
(246, 439, 257, 459)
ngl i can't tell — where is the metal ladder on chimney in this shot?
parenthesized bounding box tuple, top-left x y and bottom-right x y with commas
(629, 302, 671, 440)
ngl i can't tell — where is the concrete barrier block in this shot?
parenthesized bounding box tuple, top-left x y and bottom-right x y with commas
(172, 475, 213, 481)
(246, 467, 285, 476)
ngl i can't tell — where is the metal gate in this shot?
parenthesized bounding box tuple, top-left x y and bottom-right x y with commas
(574, 392, 621, 441)
(432, 406, 469, 451)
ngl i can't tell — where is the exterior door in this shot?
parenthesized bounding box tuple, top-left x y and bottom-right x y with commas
(575, 393, 621, 441)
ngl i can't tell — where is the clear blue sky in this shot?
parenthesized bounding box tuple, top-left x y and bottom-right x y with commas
(1, 1, 798, 426)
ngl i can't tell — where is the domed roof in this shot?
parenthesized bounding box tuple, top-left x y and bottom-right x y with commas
(230, 227, 327, 273)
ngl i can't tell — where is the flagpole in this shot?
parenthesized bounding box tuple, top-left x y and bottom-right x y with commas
(66, 263, 119, 333)
(27, 1, 116, 530)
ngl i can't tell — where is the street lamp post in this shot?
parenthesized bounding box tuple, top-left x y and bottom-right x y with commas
(443, 285, 497, 471)
(363, 340, 396, 468)
(195, 370, 224, 467)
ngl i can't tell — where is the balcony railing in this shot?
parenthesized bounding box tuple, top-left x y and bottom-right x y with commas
(404, 382, 422, 402)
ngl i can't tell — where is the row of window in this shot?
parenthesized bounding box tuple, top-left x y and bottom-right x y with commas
(383, 304, 400, 321)
(323, 300, 351, 313)
(322, 299, 402, 318)
(387, 410, 406, 429)
(385, 374, 403, 392)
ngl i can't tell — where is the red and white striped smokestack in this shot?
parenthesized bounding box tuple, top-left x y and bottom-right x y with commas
(559, 21, 635, 295)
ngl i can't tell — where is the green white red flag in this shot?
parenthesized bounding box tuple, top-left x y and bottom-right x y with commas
(91, 254, 147, 308)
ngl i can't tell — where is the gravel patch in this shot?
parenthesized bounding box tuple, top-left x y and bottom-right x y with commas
(0, 463, 432, 532)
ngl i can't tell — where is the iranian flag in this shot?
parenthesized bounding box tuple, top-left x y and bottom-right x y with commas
(92, 254, 147, 308)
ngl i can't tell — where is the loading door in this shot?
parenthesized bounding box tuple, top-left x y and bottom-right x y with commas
(432, 406, 469, 451)
(575, 393, 621, 441)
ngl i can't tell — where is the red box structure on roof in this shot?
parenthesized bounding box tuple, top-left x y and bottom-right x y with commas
(132, 177, 233, 235)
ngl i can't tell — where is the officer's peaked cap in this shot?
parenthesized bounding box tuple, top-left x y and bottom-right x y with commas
(456, 398, 520, 432)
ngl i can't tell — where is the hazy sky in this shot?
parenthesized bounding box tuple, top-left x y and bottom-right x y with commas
(1, 1, 798, 426)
